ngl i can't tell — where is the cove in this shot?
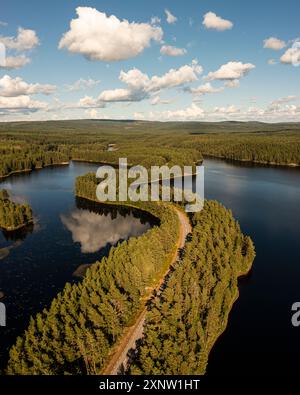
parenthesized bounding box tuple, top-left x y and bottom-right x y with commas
(0, 161, 158, 369)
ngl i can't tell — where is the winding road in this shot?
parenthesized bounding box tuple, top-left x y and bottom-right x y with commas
(102, 205, 191, 375)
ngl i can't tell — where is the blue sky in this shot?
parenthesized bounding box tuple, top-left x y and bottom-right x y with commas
(0, 0, 300, 122)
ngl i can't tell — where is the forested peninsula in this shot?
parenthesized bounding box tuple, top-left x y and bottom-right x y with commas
(131, 201, 255, 374)
(0, 189, 33, 231)
(6, 172, 255, 375)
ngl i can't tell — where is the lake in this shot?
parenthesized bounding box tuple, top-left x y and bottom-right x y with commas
(0, 158, 299, 376)
(0, 161, 158, 369)
(202, 159, 300, 376)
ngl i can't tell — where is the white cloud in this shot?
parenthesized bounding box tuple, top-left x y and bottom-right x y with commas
(270, 95, 298, 107)
(0, 75, 56, 97)
(65, 78, 101, 91)
(189, 82, 224, 95)
(59, 7, 163, 62)
(160, 45, 187, 56)
(150, 16, 161, 25)
(0, 55, 31, 70)
(99, 88, 135, 102)
(91, 61, 203, 105)
(202, 12, 233, 31)
(212, 105, 240, 115)
(162, 103, 204, 120)
(268, 58, 277, 65)
(280, 45, 300, 65)
(85, 109, 99, 119)
(263, 37, 286, 50)
(165, 9, 177, 24)
(150, 96, 171, 105)
(149, 63, 202, 91)
(224, 79, 240, 88)
(0, 95, 47, 112)
(77, 95, 105, 108)
(0, 21, 7, 27)
(0, 28, 39, 51)
(0, 27, 39, 70)
(205, 61, 255, 81)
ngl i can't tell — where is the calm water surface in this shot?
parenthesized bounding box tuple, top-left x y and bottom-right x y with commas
(0, 161, 157, 368)
(202, 159, 300, 376)
(0, 159, 299, 376)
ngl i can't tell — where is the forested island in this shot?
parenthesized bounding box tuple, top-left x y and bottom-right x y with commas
(0, 190, 33, 231)
(6, 171, 255, 375)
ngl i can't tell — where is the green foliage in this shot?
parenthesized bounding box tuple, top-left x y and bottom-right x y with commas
(0, 190, 33, 231)
(131, 201, 255, 375)
(6, 174, 180, 375)
(1, 120, 299, 179)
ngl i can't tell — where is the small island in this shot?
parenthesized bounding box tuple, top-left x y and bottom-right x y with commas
(0, 189, 33, 232)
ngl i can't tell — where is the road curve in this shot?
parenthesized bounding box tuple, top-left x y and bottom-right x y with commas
(102, 205, 191, 375)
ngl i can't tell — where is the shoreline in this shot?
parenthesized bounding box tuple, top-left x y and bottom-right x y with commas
(0, 161, 70, 181)
(205, 260, 254, 374)
(0, 219, 34, 233)
(203, 154, 300, 168)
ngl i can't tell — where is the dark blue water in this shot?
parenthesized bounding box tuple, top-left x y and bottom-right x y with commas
(202, 159, 300, 376)
(0, 162, 157, 368)
(1, 158, 299, 376)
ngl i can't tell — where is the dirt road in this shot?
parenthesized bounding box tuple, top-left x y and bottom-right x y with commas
(102, 205, 191, 375)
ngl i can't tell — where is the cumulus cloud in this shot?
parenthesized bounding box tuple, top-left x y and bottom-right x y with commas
(0, 27, 39, 51)
(82, 61, 203, 106)
(205, 61, 255, 81)
(161, 103, 205, 120)
(59, 7, 163, 62)
(0, 55, 31, 70)
(65, 78, 101, 92)
(189, 82, 224, 95)
(99, 88, 135, 102)
(0, 95, 47, 112)
(0, 75, 56, 97)
(77, 95, 106, 108)
(224, 79, 240, 88)
(280, 45, 300, 65)
(149, 62, 202, 91)
(165, 9, 177, 24)
(263, 37, 286, 50)
(160, 45, 187, 56)
(0, 27, 39, 70)
(212, 105, 240, 114)
(202, 12, 233, 31)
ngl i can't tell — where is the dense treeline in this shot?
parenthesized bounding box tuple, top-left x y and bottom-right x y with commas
(131, 201, 255, 375)
(0, 189, 33, 231)
(0, 120, 300, 179)
(190, 133, 300, 165)
(0, 141, 69, 178)
(6, 174, 180, 375)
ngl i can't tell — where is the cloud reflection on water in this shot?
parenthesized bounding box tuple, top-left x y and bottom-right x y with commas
(61, 209, 151, 253)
